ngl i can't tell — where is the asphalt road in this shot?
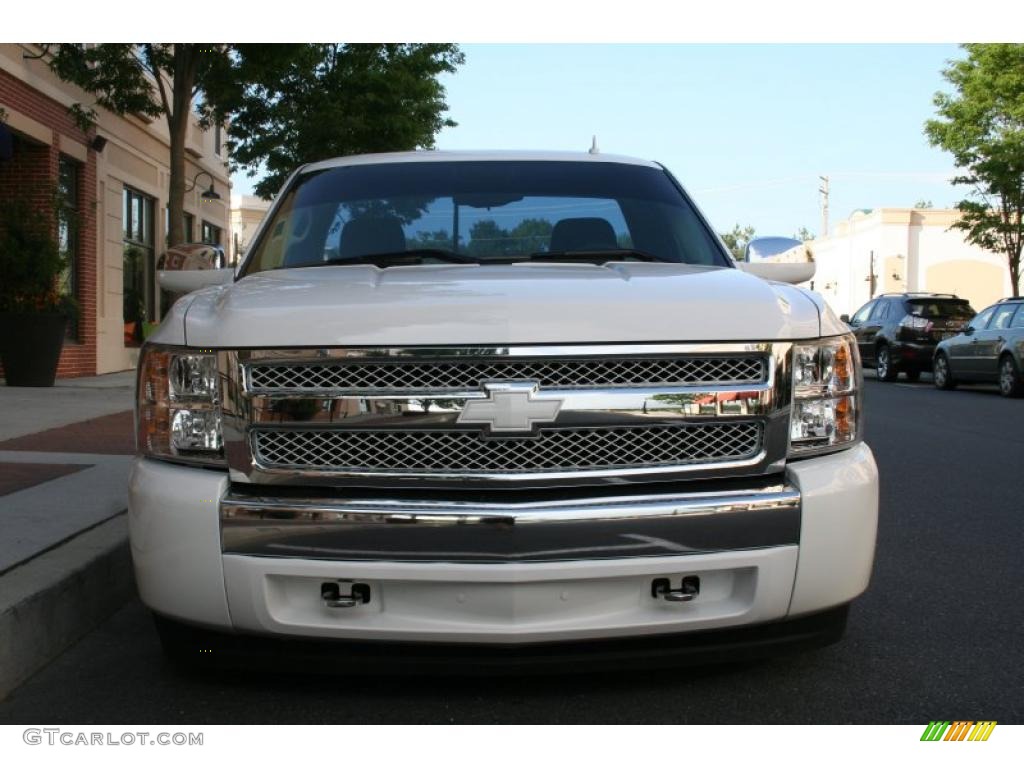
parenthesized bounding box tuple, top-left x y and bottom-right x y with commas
(2, 374, 1022, 724)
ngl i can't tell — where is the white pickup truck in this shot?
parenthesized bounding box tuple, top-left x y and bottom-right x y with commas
(132, 151, 878, 668)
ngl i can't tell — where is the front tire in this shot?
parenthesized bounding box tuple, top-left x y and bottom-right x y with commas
(152, 613, 215, 667)
(999, 355, 1023, 398)
(933, 353, 956, 390)
(876, 344, 897, 382)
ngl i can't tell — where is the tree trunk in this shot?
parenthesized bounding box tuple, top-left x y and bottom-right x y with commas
(166, 45, 199, 248)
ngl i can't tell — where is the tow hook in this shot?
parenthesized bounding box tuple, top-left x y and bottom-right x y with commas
(651, 576, 700, 602)
(321, 581, 371, 608)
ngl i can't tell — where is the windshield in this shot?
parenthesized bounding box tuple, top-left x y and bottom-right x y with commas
(905, 299, 975, 319)
(241, 161, 729, 275)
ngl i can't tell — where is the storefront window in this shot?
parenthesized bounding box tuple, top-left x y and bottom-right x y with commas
(57, 156, 80, 340)
(201, 220, 222, 245)
(165, 207, 195, 244)
(123, 186, 155, 347)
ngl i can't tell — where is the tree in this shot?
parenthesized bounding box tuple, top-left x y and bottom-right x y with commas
(47, 44, 464, 244)
(48, 44, 244, 247)
(465, 218, 555, 257)
(914, 199, 934, 209)
(208, 44, 464, 198)
(466, 220, 509, 257)
(925, 44, 1024, 297)
(793, 227, 815, 242)
(719, 224, 756, 261)
(509, 218, 553, 253)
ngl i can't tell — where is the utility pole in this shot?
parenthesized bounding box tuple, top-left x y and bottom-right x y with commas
(818, 175, 830, 237)
(866, 249, 877, 298)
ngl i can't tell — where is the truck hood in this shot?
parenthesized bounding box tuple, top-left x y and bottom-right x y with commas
(179, 262, 825, 347)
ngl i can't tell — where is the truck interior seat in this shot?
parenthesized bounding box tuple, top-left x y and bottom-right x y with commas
(338, 217, 407, 259)
(549, 217, 618, 252)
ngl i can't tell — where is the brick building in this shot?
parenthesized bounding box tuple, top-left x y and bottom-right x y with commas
(0, 44, 231, 377)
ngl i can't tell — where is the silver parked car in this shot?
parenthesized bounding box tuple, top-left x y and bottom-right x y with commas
(933, 298, 1024, 397)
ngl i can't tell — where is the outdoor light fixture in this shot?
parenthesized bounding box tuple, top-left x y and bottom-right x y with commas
(90, 135, 108, 153)
(185, 170, 221, 201)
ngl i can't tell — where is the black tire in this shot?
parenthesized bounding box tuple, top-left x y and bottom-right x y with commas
(933, 353, 956, 390)
(998, 355, 1024, 398)
(876, 344, 898, 381)
(904, 369, 921, 383)
(152, 613, 216, 666)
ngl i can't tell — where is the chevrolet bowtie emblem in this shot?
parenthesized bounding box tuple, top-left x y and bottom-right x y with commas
(457, 381, 562, 434)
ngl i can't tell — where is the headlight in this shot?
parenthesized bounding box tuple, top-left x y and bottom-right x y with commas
(137, 345, 225, 465)
(789, 334, 861, 457)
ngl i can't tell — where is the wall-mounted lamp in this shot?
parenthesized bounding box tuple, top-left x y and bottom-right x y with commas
(90, 135, 108, 153)
(185, 170, 221, 201)
(892, 272, 902, 281)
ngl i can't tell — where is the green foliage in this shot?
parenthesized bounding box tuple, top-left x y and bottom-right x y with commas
(48, 44, 165, 129)
(409, 229, 453, 249)
(47, 44, 464, 247)
(719, 224, 756, 261)
(0, 193, 74, 316)
(465, 218, 554, 257)
(48, 44, 238, 246)
(914, 199, 934, 209)
(793, 227, 815, 241)
(49, 44, 238, 130)
(206, 44, 465, 199)
(924, 44, 1024, 296)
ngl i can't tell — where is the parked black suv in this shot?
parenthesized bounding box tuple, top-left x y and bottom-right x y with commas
(843, 293, 975, 382)
(933, 298, 1024, 397)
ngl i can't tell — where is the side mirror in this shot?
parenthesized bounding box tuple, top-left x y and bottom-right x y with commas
(157, 243, 232, 293)
(963, 326, 975, 336)
(158, 267, 233, 293)
(740, 236, 815, 285)
(840, 313, 851, 324)
(739, 261, 816, 285)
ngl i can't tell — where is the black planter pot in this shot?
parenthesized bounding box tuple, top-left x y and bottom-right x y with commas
(0, 312, 68, 387)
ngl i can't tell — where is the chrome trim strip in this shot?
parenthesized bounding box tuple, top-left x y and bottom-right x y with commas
(221, 483, 801, 563)
(243, 349, 769, 395)
(219, 343, 793, 488)
(244, 386, 774, 419)
(238, 343, 776, 360)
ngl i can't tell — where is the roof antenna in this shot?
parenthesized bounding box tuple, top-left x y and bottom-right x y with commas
(589, 135, 599, 155)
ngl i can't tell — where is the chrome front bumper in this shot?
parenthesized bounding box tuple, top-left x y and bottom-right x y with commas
(220, 482, 801, 563)
(130, 445, 877, 643)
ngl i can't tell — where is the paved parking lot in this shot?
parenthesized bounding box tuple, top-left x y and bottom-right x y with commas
(1, 374, 1022, 724)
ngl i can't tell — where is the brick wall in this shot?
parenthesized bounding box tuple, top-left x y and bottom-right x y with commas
(0, 69, 98, 378)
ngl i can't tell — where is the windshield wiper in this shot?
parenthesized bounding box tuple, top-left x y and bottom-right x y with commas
(319, 249, 482, 268)
(526, 249, 669, 264)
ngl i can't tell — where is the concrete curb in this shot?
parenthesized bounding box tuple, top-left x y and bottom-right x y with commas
(0, 513, 133, 700)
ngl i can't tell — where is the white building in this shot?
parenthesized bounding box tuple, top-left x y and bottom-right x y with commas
(229, 193, 271, 263)
(809, 208, 1014, 317)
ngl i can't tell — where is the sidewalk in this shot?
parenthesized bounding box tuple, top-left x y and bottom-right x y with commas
(0, 371, 137, 699)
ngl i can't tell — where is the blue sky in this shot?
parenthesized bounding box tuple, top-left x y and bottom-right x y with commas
(233, 44, 965, 238)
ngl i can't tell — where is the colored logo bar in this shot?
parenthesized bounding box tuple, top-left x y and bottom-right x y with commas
(920, 721, 997, 741)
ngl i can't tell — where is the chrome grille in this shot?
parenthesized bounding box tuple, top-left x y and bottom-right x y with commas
(252, 422, 763, 474)
(247, 356, 766, 392)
